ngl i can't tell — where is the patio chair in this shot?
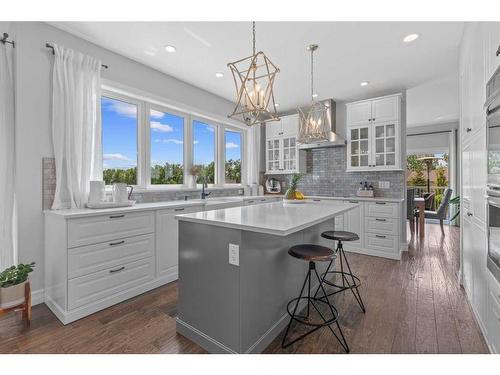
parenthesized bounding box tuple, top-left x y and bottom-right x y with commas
(416, 188, 453, 232)
(407, 188, 417, 235)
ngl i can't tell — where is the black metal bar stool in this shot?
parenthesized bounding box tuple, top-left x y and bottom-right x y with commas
(281, 244, 349, 352)
(316, 231, 366, 313)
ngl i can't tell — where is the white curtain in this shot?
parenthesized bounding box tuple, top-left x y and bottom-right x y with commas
(0, 38, 16, 269)
(246, 123, 261, 185)
(51, 44, 102, 209)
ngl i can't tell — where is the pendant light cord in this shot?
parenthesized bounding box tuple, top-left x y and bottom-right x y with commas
(310, 47, 314, 102)
(252, 21, 256, 56)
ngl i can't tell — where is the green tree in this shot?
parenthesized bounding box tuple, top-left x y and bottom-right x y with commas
(196, 162, 215, 184)
(225, 159, 241, 184)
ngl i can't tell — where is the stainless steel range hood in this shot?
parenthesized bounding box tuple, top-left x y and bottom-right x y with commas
(297, 99, 346, 149)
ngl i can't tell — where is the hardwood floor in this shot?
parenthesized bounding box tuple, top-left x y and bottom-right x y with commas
(0, 223, 489, 354)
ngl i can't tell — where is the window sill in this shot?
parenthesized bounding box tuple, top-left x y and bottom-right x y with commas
(132, 185, 245, 193)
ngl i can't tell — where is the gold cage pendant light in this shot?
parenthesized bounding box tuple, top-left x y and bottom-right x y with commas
(227, 22, 280, 126)
(297, 44, 329, 143)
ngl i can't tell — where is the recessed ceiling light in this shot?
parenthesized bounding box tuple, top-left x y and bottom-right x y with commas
(403, 33, 419, 43)
(360, 81, 370, 87)
(215, 72, 224, 78)
(164, 45, 176, 53)
(312, 93, 318, 98)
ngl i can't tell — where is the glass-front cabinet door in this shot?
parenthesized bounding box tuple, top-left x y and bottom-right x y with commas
(282, 136, 297, 172)
(266, 138, 281, 173)
(374, 122, 397, 168)
(348, 126, 371, 169)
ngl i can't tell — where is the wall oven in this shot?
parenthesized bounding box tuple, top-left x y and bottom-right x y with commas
(486, 65, 500, 283)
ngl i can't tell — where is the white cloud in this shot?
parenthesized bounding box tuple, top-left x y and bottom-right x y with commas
(151, 121, 174, 133)
(226, 142, 240, 149)
(154, 138, 184, 145)
(150, 109, 164, 119)
(103, 153, 133, 162)
(103, 99, 137, 118)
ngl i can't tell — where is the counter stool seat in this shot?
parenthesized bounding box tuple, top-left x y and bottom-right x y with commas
(321, 230, 359, 242)
(288, 244, 334, 262)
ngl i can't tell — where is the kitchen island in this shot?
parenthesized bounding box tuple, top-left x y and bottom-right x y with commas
(175, 200, 357, 353)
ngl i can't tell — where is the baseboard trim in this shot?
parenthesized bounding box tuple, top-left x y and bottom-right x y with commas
(344, 246, 401, 260)
(31, 288, 45, 306)
(45, 273, 178, 325)
(176, 318, 237, 354)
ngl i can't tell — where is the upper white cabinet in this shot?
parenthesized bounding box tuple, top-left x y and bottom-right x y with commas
(346, 94, 403, 171)
(265, 114, 306, 174)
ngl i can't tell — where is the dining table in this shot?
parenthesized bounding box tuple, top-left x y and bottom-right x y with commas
(414, 197, 425, 238)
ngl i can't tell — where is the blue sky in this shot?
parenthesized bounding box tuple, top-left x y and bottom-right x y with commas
(101, 96, 242, 170)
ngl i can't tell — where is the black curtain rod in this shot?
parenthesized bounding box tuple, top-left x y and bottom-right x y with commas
(1, 33, 15, 48)
(45, 43, 109, 69)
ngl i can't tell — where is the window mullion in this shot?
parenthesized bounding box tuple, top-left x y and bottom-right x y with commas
(140, 101, 151, 188)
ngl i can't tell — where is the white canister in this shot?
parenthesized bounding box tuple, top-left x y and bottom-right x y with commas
(250, 183, 258, 196)
(112, 183, 129, 203)
(88, 180, 105, 204)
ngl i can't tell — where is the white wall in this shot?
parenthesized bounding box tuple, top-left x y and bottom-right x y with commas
(406, 74, 459, 127)
(12, 22, 238, 294)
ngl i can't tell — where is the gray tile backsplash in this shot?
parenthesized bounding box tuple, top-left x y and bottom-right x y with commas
(263, 147, 405, 199)
(41, 157, 243, 210)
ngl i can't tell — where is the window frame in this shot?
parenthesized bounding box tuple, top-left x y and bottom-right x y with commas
(99, 87, 247, 190)
(145, 103, 188, 188)
(101, 90, 142, 187)
(223, 127, 244, 185)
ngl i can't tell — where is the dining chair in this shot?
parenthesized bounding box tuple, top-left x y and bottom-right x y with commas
(406, 188, 416, 235)
(416, 188, 453, 233)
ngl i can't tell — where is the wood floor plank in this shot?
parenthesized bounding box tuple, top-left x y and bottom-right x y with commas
(0, 223, 489, 354)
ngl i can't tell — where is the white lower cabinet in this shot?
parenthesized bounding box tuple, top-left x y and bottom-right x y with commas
(156, 205, 203, 280)
(314, 198, 403, 259)
(487, 273, 500, 353)
(44, 197, 280, 324)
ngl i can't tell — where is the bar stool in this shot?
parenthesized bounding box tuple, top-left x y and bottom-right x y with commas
(316, 231, 366, 313)
(281, 244, 349, 353)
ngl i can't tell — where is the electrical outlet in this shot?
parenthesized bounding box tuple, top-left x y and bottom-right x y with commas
(229, 243, 239, 266)
(378, 181, 390, 189)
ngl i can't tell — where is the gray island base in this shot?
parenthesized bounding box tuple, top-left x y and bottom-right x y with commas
(175, 201, 356, 353)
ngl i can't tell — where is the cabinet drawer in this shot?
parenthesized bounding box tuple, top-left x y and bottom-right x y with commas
(68, 211, 155, 248)
(68, 233, 154, 279)
(68, 257, 154, 310)
(365, 217, 398, 235)
(365, 201, 398, 218)
(365, 234, 399, 254)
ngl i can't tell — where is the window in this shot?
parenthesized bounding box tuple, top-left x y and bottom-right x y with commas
(193, 120, 216, 184)
(150, 109, 184, 185)
(225, 130, 242, 184)
(101, 96, 138, 185)
(100, 88, 246, 188)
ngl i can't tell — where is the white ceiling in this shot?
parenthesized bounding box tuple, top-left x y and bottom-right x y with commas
(50, 22, 464, 113)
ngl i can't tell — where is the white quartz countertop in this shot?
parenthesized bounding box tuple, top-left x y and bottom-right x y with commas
(43, 195, 277, 219)
(304, 195, 404, 203)
(175, 200, 358, 236)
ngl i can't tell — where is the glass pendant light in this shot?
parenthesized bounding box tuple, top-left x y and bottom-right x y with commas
(297, 44, 329, 143)
(227, 22, 280, 126)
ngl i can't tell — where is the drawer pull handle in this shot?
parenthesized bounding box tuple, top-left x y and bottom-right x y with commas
(313, 199, 321, 202)
(375, 202, 386, 205)
(109, 214, 125, 219)
(375, 218, 386, 222)
(174, 208, 185, 212)
(349, 200, 358, 203)
(376, 235, 386, 238)
(260, 199, 266, 201)
(109, 240, 125, 246)
(247, 200, 254, 203)
(109, 266, 125, 274)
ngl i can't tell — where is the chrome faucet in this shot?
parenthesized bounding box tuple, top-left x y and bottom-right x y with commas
(201, 177, 211, 199)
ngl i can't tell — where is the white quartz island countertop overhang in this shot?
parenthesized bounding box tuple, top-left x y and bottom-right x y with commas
(175, 200, 358, 237)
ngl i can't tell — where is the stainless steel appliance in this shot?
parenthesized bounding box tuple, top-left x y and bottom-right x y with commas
(486, 65, 500, 282)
